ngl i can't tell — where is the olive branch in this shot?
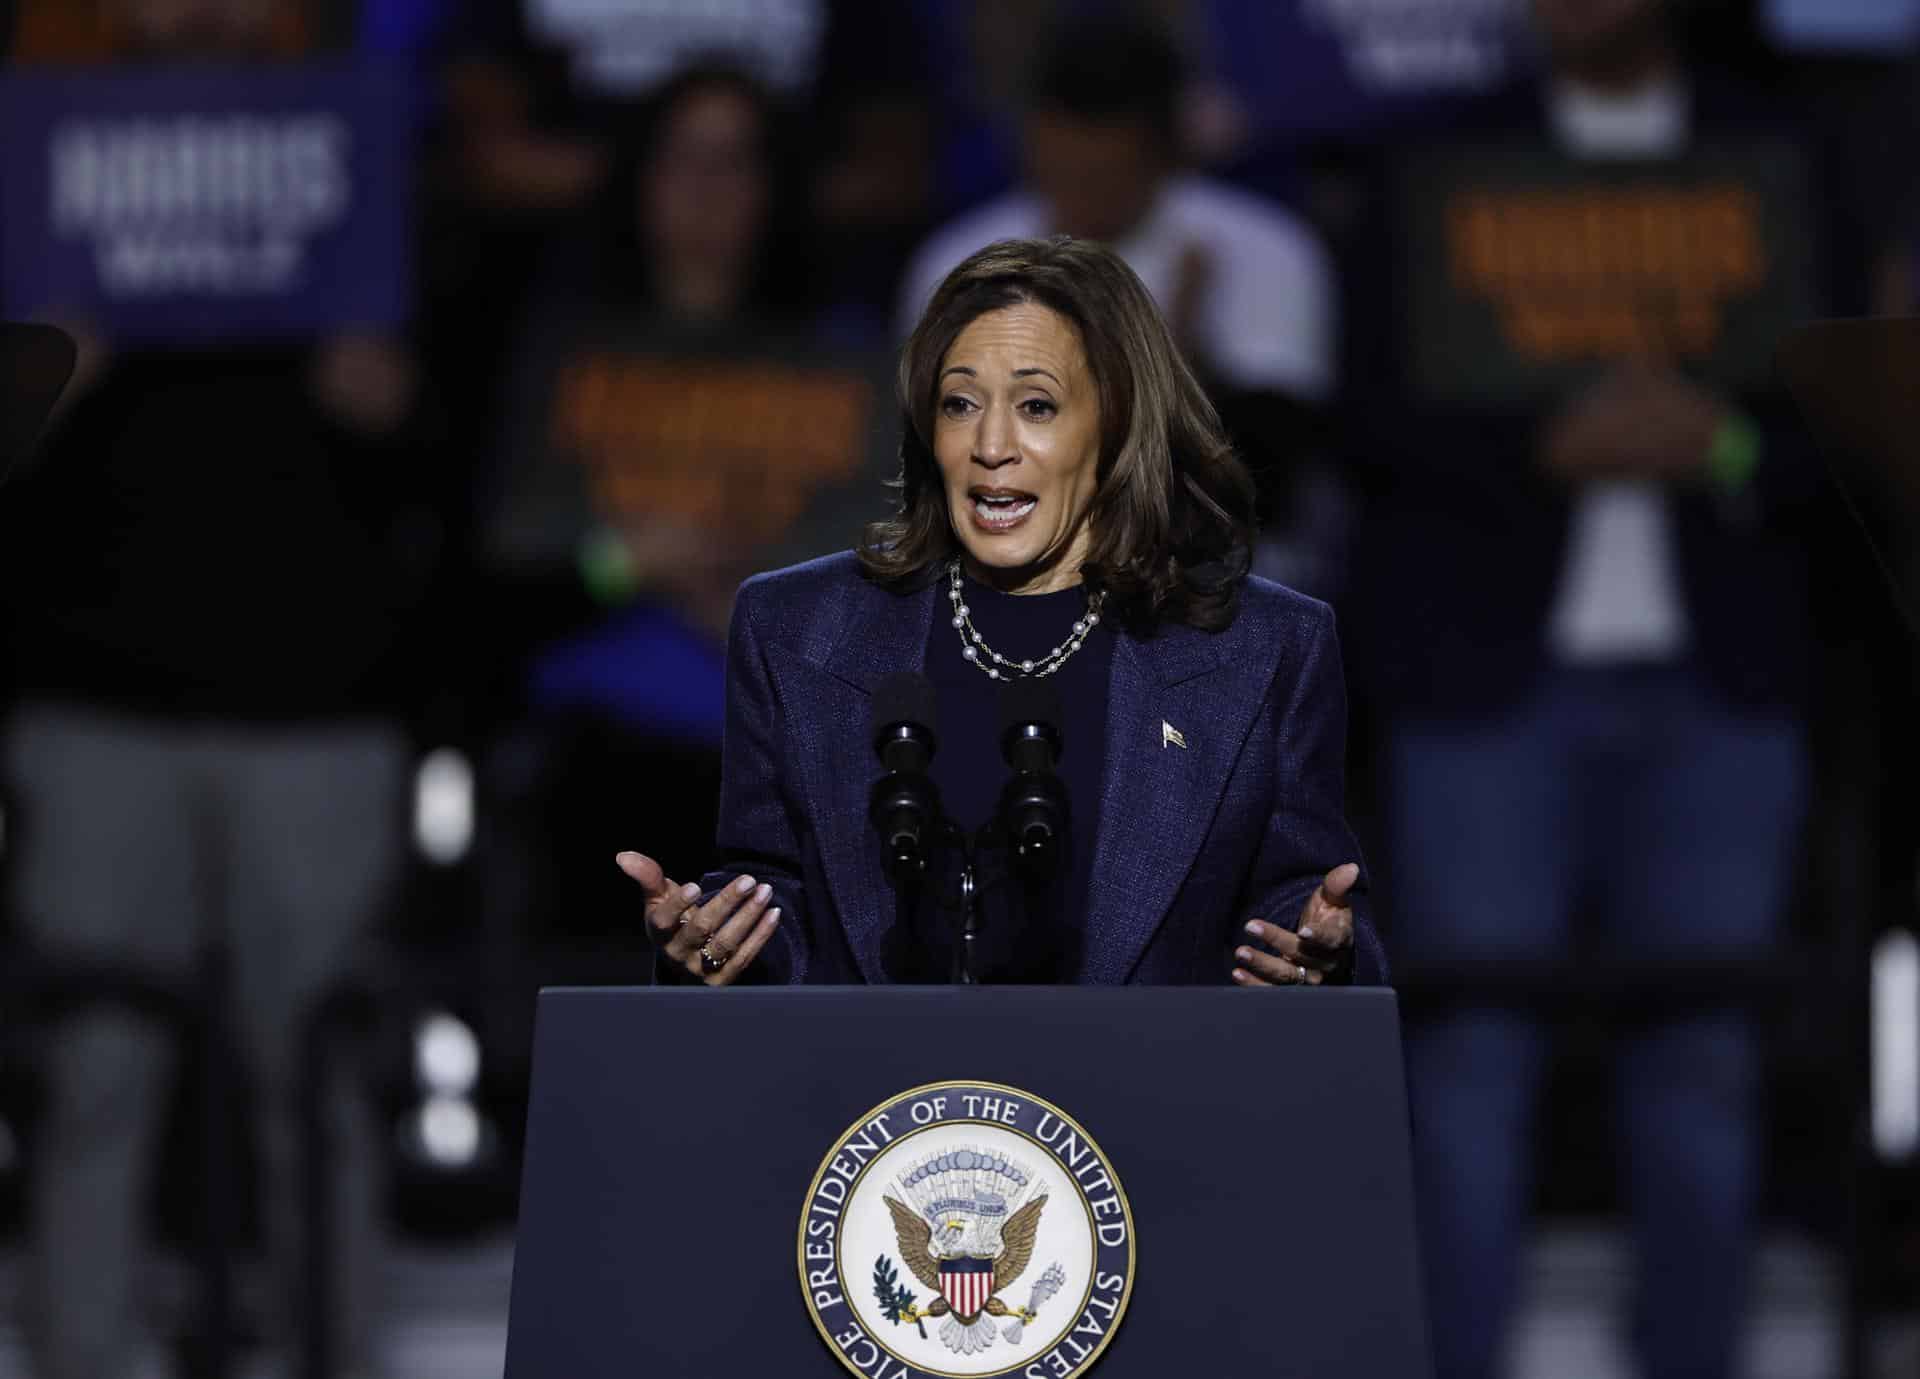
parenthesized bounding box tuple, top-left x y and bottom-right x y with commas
(872, 1255, 928, 1338)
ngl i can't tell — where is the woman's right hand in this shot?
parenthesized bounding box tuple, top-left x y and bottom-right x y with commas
(616, 851, 781, 987)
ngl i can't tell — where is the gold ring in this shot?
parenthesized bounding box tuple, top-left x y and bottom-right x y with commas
(699, 942, 727, 975)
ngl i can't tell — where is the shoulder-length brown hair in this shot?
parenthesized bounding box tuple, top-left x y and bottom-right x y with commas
(858, 236, 1256, 633)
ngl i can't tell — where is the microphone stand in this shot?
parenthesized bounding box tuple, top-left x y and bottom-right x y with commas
(939, 819, 1036, 986)
(937, 821, 993, 986)
(956, 841, 978, 986)
(875, 796, 989, 985)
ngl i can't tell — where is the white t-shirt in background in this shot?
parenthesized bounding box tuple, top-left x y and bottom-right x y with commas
(1543, 75, 1694, 666)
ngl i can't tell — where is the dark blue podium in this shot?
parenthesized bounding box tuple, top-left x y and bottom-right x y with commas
(503, 986, 1430, 1378)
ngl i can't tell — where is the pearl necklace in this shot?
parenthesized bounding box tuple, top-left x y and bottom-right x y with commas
(946, 558, 1104, 681)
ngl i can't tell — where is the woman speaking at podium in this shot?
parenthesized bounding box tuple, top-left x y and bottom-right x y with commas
(620, 236, 1386, 988)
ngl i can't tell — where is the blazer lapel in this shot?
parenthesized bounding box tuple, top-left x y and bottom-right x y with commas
(1077, 625, 1266, 983)
(769, 573, 936, 982)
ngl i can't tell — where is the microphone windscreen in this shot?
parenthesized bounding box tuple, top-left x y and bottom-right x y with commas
(873, 672, 938, 739)
(999, 676, 1064, 738)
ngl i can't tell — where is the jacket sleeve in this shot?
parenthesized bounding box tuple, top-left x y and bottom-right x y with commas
(652, 579, 811, 985)
(1239, 601, 1389, 986)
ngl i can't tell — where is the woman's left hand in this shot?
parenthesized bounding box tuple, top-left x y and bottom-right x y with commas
(1233, 862, 1359, 987)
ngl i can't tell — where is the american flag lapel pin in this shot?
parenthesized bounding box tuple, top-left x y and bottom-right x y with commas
(1161, 720, 1187, 750)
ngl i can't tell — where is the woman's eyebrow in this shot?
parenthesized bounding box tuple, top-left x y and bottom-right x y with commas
(937, 364, 1062, 384)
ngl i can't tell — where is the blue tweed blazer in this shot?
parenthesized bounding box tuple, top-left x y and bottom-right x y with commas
(694, 552, 1387, 986)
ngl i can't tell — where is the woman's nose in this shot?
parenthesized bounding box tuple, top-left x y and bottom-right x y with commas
(972, 403, 1017, 467)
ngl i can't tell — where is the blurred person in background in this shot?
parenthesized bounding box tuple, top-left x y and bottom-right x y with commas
(421, 0, 929, 593)
(902, 0, 1066, 218)
(807, 2, 936, 350)
(478, 60, 894, 958)
(897, 12, 1347, 598)
(425, 5, 824, 621)
(1340, 1, 1843, 1375)
(0, 2, 432, 1375)
(488, 61, 805, 708)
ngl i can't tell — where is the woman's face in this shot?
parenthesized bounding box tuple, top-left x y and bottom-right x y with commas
(933, 303, 1102, 594)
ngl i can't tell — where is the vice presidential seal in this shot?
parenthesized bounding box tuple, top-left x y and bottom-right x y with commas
(799, 1081, 1135, 1379)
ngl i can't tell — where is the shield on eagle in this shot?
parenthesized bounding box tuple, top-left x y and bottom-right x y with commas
(881, 1146, 1052, 1351)
(939, 1257, 996, 1320)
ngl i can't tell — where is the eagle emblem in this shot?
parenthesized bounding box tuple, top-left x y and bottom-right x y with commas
(874, 1147, 1063, 1355)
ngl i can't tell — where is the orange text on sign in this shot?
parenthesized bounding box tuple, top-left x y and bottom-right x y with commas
(1446, 182, 1767, 362)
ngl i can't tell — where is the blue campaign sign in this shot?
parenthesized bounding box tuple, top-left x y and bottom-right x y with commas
(1766, 0, 1920, 50)
(0, 61, 413, 341)
(1202, 0, 1531, 142)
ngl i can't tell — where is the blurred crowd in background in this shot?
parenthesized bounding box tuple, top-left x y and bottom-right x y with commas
(2, 1, 1920, 1377)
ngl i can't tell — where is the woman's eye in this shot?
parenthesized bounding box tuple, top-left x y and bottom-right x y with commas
(1020, 398, 1056, 419)
(940, 395, 974, 417)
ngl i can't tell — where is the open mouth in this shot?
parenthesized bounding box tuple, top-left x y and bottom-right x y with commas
(968, 488, 1038, 532)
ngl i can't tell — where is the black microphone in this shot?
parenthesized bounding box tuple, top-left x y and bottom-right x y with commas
(998, 678, 1067, 885)
(869, 673, 940, 885)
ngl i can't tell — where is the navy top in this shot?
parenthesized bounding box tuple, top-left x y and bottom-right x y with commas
(891, 571, 1112, 982)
